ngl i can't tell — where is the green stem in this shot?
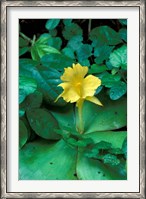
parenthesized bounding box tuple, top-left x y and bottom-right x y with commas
(19, 32, 33, 44)
(32, 34, 36, 46)
(78, 101, 84, 134)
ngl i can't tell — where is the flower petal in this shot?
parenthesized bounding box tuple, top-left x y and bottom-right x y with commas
(86, 96, 103, 106)
(61, 63, 88, 82)
(82, 75, 101, 98)
(58, 83, 80, 103)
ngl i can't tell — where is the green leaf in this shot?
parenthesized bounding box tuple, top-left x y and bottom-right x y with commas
(45, 19, 60, 30)
(94, 45, 114, 64)
(49, 29, 58, 37)
(67, 35, 83, 51)
(19, 76, 37, 104)
(19, 119, 29, 149)
(47, 37, 62, 50)
(89, 64, 108, 74)
(122, 137, 127, 158)
(108, 148, 123, 155)
(36, 33, 52, 45)
(101, 73, 121, 88)
(83, 131, 127, 149)
(19, 47, 29, 56)
(50, 104, 75, 130)
(111, 68, 119, 75)
(31, 44, 60, 61)
(109, 81, 127, 100)
(19, 59, 66, 106)
(77, 151, 125, 180)
(62, 47, 75, 59)
(41, 53, 74, 71)
(19, 37, 29, 47)
(80, 94, 127, 133)
(20, 90, 43, 114)
(109, 45, 127, 70)
(25, 90, 43, 109)
(62, 23, 83, 40)
(19, 58, 38, 68)
(78, 59, 90, 67)
(26, 108, 60, 140)
(63, 19, 72, 26)
(77, 138, 93, 147)
(19, 109, 25, 117)
(102, 154, 120, 166)
(119, 19, 127, 26)
(19, 139, 77, 180)
(119, 28, 127, 42)
(89, 26, 122, 45)
(95, 141, 112, 150)
(76, 44, 92, 60)
(21, 116, 32, 141)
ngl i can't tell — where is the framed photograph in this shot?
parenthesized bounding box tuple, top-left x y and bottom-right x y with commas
(1, 0, 145, 198)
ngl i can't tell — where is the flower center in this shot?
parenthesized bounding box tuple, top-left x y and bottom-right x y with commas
(75, 81, 82, 96)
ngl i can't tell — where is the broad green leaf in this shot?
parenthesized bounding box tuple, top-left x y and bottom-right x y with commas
(20, 90, 43, 114)
(109, 45, 127, 70)
(83, 131, 127, 149)
(19, 59, 66, 106)
(94, 45, 114, 64)
(24, 90, 43, 109)
(41, 53, 74, 71)
(31, 44, 60, 61)
(19, 119, 29, 149)
(19, 47, 29, 56)
(62, 47, 75, 59)
(36, 33, 52, 44)
(89, 64, 108, 74)
(50, 104, 75, 130)
(47, 37, 62, 50)
(77, 151, 125, 180)
(63, 19, 72, 26)
(19, 76, 37, 104)
(89, 26, 122, 45)
(109, 81, 127, 100)
(45, 19, 60, 30)
(101, 73, 121, 88)
(78, 59, 90, 67)
(80, 94, 127, 133)
(67, 35, 83, 51)
(19, 139, 77, 180)
(76, 44, 92, 60)
(119, 28, 127, 42)
(19, 58, 38, 68)
(27, 108, 60, 140)
(62, 23, 83, 40)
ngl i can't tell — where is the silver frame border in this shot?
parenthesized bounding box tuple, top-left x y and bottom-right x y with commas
(1, 0, 145, 198)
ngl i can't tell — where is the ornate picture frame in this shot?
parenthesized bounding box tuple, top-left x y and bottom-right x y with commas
(1, 0, 145, 198)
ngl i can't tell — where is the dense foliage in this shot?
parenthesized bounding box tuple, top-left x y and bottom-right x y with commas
(19, 19, 127, 180)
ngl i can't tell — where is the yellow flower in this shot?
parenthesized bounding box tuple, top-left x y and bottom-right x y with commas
(56, 63, 103, 108)
(55, 63, 103, 134)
